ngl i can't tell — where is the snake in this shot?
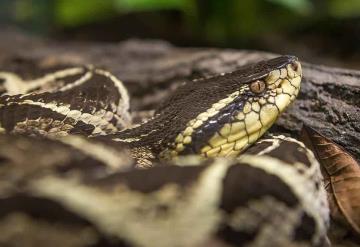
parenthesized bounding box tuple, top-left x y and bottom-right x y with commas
(0, 56, 330, 247)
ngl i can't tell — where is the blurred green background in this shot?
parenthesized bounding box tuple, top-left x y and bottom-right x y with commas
(0, 0, 359, 68)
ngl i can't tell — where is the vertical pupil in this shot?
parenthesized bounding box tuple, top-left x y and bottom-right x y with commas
(251, 80, 264, 93)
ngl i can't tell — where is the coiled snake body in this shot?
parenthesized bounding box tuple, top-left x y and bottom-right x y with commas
(0, 56, 329, 246)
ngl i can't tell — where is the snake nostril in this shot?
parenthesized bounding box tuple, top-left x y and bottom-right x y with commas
(290, 62, 298, 72)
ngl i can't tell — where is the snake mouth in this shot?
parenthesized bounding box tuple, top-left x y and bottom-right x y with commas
(199, 60, 302, 158)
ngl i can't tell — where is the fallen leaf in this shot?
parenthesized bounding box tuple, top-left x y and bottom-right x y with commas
(300, 125, 360, 236)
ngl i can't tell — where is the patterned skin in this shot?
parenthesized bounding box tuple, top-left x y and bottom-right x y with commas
(0, 56, 329, 246)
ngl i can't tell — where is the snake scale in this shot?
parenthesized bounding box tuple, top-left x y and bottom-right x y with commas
(0, 56, 330, 247)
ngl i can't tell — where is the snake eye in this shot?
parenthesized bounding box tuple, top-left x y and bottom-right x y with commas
(250, 80, 266, 94)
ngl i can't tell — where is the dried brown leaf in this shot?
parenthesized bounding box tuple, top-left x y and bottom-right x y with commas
(300, 125, 360, 235)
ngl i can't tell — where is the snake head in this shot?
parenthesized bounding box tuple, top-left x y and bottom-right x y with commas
(167, 55, 302, 159)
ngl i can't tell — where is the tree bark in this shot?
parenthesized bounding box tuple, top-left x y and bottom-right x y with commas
(0, 29, 359, 161)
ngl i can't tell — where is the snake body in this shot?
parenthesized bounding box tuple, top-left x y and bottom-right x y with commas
(0, 56, 330, 246)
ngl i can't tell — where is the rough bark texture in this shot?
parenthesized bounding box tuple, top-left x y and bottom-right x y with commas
(0, 29, 359, 161)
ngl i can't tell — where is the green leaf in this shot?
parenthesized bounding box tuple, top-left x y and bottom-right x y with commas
(329, 0, 360, 18)
(113, 0, 188, 12)
(55, 0, 117, 27)
(267, 0, 313, 15)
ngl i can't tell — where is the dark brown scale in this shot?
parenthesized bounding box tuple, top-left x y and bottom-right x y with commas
(0, 104, 63, 131)
(69, 120, 96, 135)
(17, 71, 122, 115)
(245, 138, 312, 167)
(268, 141, 311, 167)
(293, 213, 317, 241)
(220, 163, 299, 212)
(0, 104, 97, 136)
(91, 162, 210, 193)
(0, 78, 5, 95)
(0, 195, 92, 226)
(243, 139, 275, 154)
(0, 194, 132, 247)
(217, 224, 259, 246)
(0, 57, 82, 82)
